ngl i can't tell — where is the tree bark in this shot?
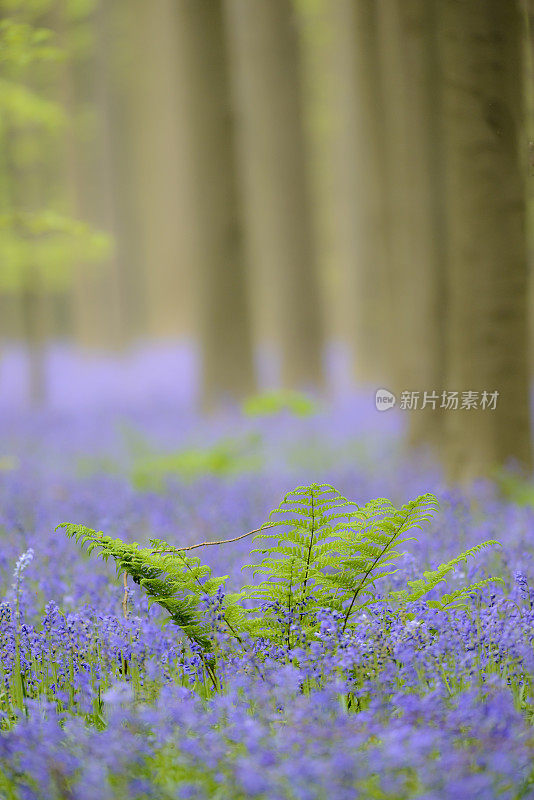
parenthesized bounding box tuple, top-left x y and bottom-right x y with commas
(174, 0, 256, 408)
(224, 0, 324, 389)
(375, 0, 446, 446)
(67, 0, 134, 350)
(20, 273, 47, 406)
(524, 0, 534, 372)
(129, 0, 192, 339)
(439, 0, 532, 482)
(327, 0, 390, 385)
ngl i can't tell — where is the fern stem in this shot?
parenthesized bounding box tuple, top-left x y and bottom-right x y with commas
(202, 658, 219, 692)
(286, 559, 295, 649)
(175, 551, 245, 662)
(341, 508, 413, 633)
(300, 488, 316, 620)
(177, 554, 265, 684)
(122, 572, 129, 619)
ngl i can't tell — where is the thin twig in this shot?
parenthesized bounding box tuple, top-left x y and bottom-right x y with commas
(151, 523, 274, 556)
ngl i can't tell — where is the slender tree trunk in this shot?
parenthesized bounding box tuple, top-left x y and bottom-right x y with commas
(292, 0, 334, 350)
(439, 0, 532, 482)
(524, 0, 534, 372)
(374, 1, 408, 396)
(374, 1, 445, 449)
(57, 2, 93, 347)
(20, 274, 47, 406)
(129, 0, 191, 339)
(105, 0, 146, 342)
(398, 0, 446, 449)
(379, 0, 446, 446)
(225, 0, 324, 390)
(174, 0, 256, 408)
(4, 118, 48, 404)
(327, 0, 390, 385)
(68, 0, 136, 350)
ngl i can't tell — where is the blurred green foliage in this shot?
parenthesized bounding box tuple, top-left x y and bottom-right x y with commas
(0, 18, 64, 65)
(494, 468, 534, 507)
(0, 210, 111, 291)
(131, 435, 263, 491)
(0, 455, 18, 471)
(242, 389, 317, 417)
(0, 1, 109, 296)
(75, 424, 265, 486)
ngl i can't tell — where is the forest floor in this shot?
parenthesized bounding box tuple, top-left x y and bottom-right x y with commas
(0, 345, 533, 799)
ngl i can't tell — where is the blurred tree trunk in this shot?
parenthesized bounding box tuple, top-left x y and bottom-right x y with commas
(107, 0, 146, 342)
(57, 2, 97, 349)
(439, 0, 532, 482)
(375, 0, 445, 446)
(174, 0, 256, 408)
(225, 0, 324, 390)
(5, 160, 48, 404)
(3, 118, 48, 404)
(0, 3, 49, 403)
(129, 0, 191, 339)
(327, 0, 390, 385)
(292, 0, 334, 356)
(69, 0, 137, 350)
(525, 0, 534, 371)
(20, 271, 46, 406)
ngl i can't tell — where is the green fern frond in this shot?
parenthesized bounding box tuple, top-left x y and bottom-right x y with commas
(58, 523, 231, 650)
(390, 540, 501, 605)
(427, 577, 505, 611)
(60, 486, 503, 658)
(241, 486, 441, 641)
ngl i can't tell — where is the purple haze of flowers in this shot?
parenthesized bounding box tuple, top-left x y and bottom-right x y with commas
(0, 345, 532, 798)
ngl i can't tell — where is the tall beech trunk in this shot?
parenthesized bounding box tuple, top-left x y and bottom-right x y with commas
(174, 0, 255, 408)
(327, 0, 390, 385)
(224, 0, 324, 389)
(4, 118, 48, 404)
(374, 0, 445, 449)
(439, 0, 532, 482)
(68, 0, 133, 350)
(377, 0, 446, 446)
(525, 0, 534, 372)
(20, 275, 47, 406)
(130, 0, 192, 339)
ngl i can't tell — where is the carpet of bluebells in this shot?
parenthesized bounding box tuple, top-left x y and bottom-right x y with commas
(0, 344, 534, 799)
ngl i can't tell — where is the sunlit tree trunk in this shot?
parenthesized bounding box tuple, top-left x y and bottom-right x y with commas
(174, 0, 255, 408)
(439, 0, 532, 482)
(225, 0, 324, 389)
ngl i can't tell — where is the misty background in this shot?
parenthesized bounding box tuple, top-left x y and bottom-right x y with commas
(1, 0, 533, 486)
